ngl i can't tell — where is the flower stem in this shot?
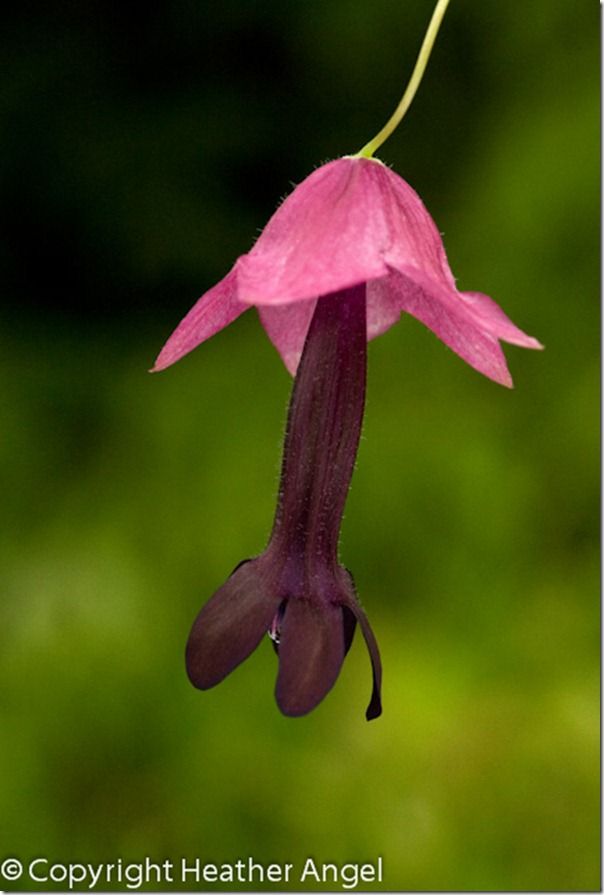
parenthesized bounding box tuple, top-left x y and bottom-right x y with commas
(354, 0, 451, 159)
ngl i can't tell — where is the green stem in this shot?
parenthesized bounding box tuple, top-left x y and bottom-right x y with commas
(354, 0, 451, 159)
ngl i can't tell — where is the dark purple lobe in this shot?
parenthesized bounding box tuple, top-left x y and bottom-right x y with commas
(275, 599, 347, 717)
(185, 559, 280, 689)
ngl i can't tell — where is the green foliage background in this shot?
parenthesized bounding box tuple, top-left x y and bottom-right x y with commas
(0, 1, 598, 891)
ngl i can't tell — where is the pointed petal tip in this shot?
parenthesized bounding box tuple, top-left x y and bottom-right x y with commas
(149, 356, 167, 374)
(257, 302, 316, 376)
(149, 344, 187, 374)
(154, 344, 184, 373)
(151, 268, 246, 376)
(506, 334, 543, 352)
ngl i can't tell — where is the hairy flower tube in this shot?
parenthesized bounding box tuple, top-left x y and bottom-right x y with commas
(185, 287, 381, 719)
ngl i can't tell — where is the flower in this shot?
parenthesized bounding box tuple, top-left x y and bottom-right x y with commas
(156, 0, 542, 722)
(153, 155, 541, 387)
(185, 285, 382, 719)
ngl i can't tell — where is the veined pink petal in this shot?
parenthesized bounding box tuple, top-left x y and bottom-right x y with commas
(259, 283, 404, 376)
(237, 156, 462, 308)
(257, 299, 318, 375)
(153, 155, 541, 382)
(370, 270, 517, 387)
(364, 159, 457, 292)
(237, 158, 390, 305)
(152, 267, 246, 371)
(459, 291, 543, 349)
(365, 163, 542, 377)
(366, 277, 402, 340)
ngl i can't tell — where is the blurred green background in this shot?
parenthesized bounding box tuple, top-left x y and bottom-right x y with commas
(0, 0, 598, 891)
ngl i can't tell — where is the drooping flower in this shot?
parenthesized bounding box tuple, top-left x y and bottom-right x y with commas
(186, 286, 381, 719)
(152, 161, 541, 387)
(155, 0, 542, 721)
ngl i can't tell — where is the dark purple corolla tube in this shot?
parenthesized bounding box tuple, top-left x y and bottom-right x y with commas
(185, 285, 382, 720)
